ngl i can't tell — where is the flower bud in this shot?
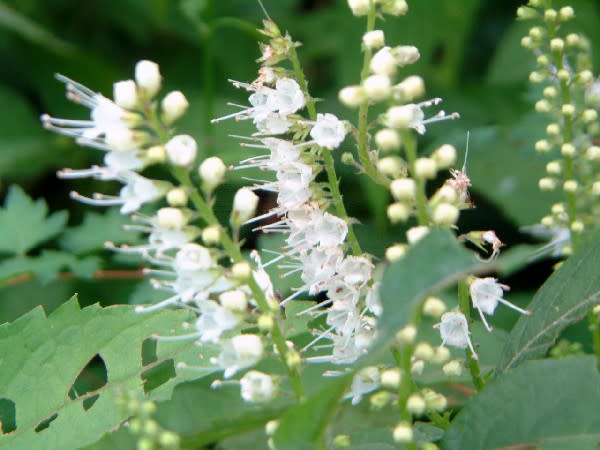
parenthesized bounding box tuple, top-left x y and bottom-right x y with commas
(333, 435, 351, 448)
(561, 143, 576, 157)
(370, 47, 396, 76)
(432, 203, 459, 226)
(396, 325, 417, 344)
(387, 202, 411, 223)
(423, 296, 446, 318)
(113, 80, 138, 109)
(162, 90, 189, 123)
(442, 360, 463, 376)
(369, 391, 391, 410)
(550, 38, 564, 52)
(394, 45, 420, 66)
(433, 144, 457, 169)
(406, 394, 426, 415)
(231, 261, 252, 280)
(363, 74, 391, 101)
(232, 187, 259, 224)
(240, 370, 276, 403)
(158, 432, 181, 448)
(435, 185, 458, 203)
(535, 139, 551, 153)
(390, 178, 416, 200)
(529, 71, 544, 83)
(362, 30, 385, 49)
(563, 180, 578, 192)
(558, 6, 574, 21)
(566, 33, 580, 47)
(407, 226, 429, 244)
(135, 60, 161, 97)
(202, 225, 221, 245)
(411, 359, 424, 375)
(432, 345, 451, 364)
(165, 135, 197, 166)
(166, 187, 188, 207)
(265, 420, 279, 436)
(392, 422, 413, 444)
(156, 207, 186, 230)
(551, 203, 565, 215)
(539, 177, 556, 191)
(375, 128, 402, 152)
(423, 389, 447, 412)
(380, 368, 402, 389)
(146, 145, 167, 163)
(394, 75, 425, 101)
(546, 161, 561, 175)
(377, 156, 404, 177)
(385, 243, 407, 262)
(586, 146, 600, 161)
(561, 104, 575, 116)
(219, 290, 248, 312)
(541, 215, 554, 226)
(535, 99, 551, 113)
(258, 314, 274, 332)
(546, 124, 560, 136)
(571, 221, 584, 233)
(521, 36, 534, 49)
(338, 85, 367, 108)
(199, 156, 226, 191)
(414, 342, 435, 361)
(557, 69, 570, 82)
(516, 6, 537, 19)
(414, 157, 437, 179)
(583, 109, 598, 123)
(544, 8, 557, 21)
(347, 0, 370, 16)
(382, 0, 408, 16)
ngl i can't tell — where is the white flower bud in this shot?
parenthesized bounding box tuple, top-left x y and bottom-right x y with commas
(394, 75, 425, 101)
(390, 178, 416, 200)
(414, 157, 437, 179)
(396, 325, 417, 344)
(199, 156, 226, 190)
(166, 188, 188, 207)
(571, 221, 584, 233)
(546, 161, 561, 174)
(232, 187, 259, 224)
(406, 394, 426, 415)
(423, 296, 446, 318)
(558, 6, 574, 21)
(165, 135, 197, 166)
(529, 71, 544, 83)
(433, 144, 457, 169)
(423, 389, 447, 412)
(347, 0, 370, 16)
(407, 226, 429, 244)
(411, 359, 424, 375)
(539, 177, 556, 191)
(435, 185, 458, 203)
(442, 360, 463, 376)
(432, 203, 459, 226)
(363, 74, 391, 101)
(535, 139, 551, 153)
(231, 261, 252, 280)
(551, 203, 565, 215)
(113, 80, 138, 109)
(385, 243, 407, 262)
(370, 47, 396, 76)
(375, 128, 402, 152)
(546, 124, 560, 136)
(382, 0, 408, 16)
(541, 215, 554, 226)
(156, 207, 186, 230)
(258, 314, 274, 332)
(135, 60, 161, 97)
(593, 182, 600, 196)
(586, 146, 600, 161)
(362, 30, 385, 49)
(583, 109, 598, 123)
(535, 99, 551, 113)
(387, 202, 410, 223)
(377, 156, 403, 177)
(557, 69, 570, 81)
(543, 86, 557, 98)
(561, 104, 575, 116)
(380, 368, 402, 389)
(565, 33, 580, 47)
(162, 90, 189, 123)
(579, 70, 594, 84)
(219, 290, 248, 312)
(240, 370, 274, 403)
(521, 36, 533, 48)
(338, 85, 367, 108)
(392, 422, 413, 444)
(265, 420, 279, 436)
(544, 9, 557, 21)
(202, 225, 221, 245)
(561, 143, 576, 157)
(432, 345, 451, 364)
(563, 180, 578, 192)
(414, 342, 434, 361)
(394, 46, 420, 66)
(146, 145, 167, 163)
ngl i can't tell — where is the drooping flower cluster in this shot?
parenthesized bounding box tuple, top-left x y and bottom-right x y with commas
(214, 18, 381, 365)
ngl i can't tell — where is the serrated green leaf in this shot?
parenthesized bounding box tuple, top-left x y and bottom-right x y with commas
(443, 357, 600, 450)
(272, 375, 351, 450)
(497, 232, 600, 372)
(0, 296, 216, 450)
(0, 250, 99, 284)
(60, 209, 140, 254)
(0, 185, 67, 256)
(370, 229, 480, 363)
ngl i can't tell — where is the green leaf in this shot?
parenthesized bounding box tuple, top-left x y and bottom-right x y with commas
(0, 250, 99, 284)
(443, 357, 600, 450)
(0, 296, 215, 450)
(272, 375, 351, 450)
(497, 232, 600, 372)
(372, 229, 480, 362)
(0, 185, 67, 256)
(60, 209, 140, 254)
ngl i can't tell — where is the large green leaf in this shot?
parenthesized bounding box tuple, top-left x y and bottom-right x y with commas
(497, 232, 600, 372)
(272, 375, 351, 450)
(0, 296, 215, 450)
(443, 357, 600, 450)
(0, 185, 67, 256)
(372, 229, 480, 362)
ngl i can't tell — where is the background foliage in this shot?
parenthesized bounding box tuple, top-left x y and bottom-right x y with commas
(0, 0, 599, 449)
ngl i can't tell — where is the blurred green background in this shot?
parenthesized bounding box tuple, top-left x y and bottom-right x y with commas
(0, 0, 599, 327)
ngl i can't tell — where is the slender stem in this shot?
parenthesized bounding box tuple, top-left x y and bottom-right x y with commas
(458, 279, 484, 391)
(288, 45, 362, 256)
(589, 312, 600, 369)
(402, 130, 429, 226)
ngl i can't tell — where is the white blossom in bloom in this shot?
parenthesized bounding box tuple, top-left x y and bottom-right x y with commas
(309, 113, 347, 150)
(240, 370, 277, 403)
(365, 282, 382, 316)
(270, 78, 306, 115)
(435, 311, 477, 359)
(195, 300, 241, 343)
(345, 366, 380, 405)
(57, 149, 145, 181)
(165, 134, 198, 166)
(299, 247, 344, 295)
(337, 256, 373, 286)
(470, 277, 530, 331)
(216, 334, 264, 378)
(385, 98, 458, 134)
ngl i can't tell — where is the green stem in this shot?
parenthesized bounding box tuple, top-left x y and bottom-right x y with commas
(589, 311, 600, 369)
(288, 45, 362, 256)
(458, 279, 484, 391)
(402, 130, 429, 226)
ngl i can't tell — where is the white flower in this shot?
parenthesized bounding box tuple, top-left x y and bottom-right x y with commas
(345, 366, 380, 405)
(113, 80, 138, 109)
(275, 162, 314, 209)
(240, 370, 277, 403)
(337, 256, 373, 286)
(135, 60, 161, 97)
(57, 149, 145, 181)
(299, 247, 344, 295)
(195, 300, 241, 343)
(162, 90, 189, 122)
(435, 311, 477, 359)
(309, 113, 347, 150)
(216, 334, 264, 378)
(470, 277, 530, 331)
(384, 98, 458, 134)
(232, 187, 260, 223)
(365, 283, 383, 316)
(362, 30, 385, 49)
(175, 243, 213, 273)
(199, 156, 226, 190)
(370, 46, 397, 76)
(271, 78, 305, 115)
(165, 134, 197, 167)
